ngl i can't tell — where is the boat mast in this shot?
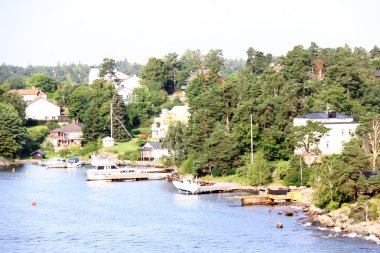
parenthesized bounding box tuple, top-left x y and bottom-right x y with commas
(110, 103, 113, 139)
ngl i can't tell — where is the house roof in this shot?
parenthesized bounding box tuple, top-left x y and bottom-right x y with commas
(374, 70, 380, 77)
(51, 122, 82, 133)
(27, 96, 59, 107)
(296, 112, 352, 119)
(9, 88, 46, 96)
(141, 141, 167, 150)
(31, 149, 46, 155)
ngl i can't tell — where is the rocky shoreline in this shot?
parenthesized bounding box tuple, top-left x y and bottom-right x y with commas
(306, 205, 380, 243)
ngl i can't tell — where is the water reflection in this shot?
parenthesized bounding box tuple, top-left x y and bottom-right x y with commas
(173, 193, 199, 209)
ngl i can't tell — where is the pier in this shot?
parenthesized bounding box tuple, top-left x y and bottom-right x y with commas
(87, 172, 173, 181)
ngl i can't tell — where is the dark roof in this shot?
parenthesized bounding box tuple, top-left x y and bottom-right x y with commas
(31, 149, 45, 155)
(374, 70, 380, 77)
(296, 113, 352, 119)
(51, 122, 82, 133)
(141, 141, 168, 150)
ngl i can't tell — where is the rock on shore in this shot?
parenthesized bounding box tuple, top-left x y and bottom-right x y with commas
(308, 205, 380, 240)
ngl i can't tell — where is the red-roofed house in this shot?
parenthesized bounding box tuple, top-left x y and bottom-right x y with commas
(9, 88, 47, 102)
(49, 122, 83, 149)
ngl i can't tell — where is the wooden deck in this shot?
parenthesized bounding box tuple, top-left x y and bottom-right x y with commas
(198, 182, 247, 194)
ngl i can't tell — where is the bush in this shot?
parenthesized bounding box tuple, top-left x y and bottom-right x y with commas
(160, 156, 172, 167)
(326, 201, 340, 212)
(81, 142, 100, 156)
(180, 154, 196, 175)
(118, 150, 140, 161)
(58, 148, 70, 158)
(211, 167, 222, 177)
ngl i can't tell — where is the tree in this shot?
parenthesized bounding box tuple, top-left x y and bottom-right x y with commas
(357, 117, 380, 171)
(244, 150, 272, 186)
(204, 49, 224, 85)
(165, 122, 188, 165)
(99, 58, 116, 78)
(111, 93, 132, 141)
(0, 103, 27, 158)
(289, 121, 329, 166)
(28, 73, 59, 93)
(140, 57, 168, 92)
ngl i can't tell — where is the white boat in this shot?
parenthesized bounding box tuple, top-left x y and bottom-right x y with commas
(86, 157, 147, 181)
(172, 179, 201, 194)
(44, 158, 66, 168)
(66, 157, 83, 168)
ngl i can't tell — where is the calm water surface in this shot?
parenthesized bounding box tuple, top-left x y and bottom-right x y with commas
(0, 164, 379, 253)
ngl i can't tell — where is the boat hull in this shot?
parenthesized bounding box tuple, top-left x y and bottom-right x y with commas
(172, 180, 200, 194)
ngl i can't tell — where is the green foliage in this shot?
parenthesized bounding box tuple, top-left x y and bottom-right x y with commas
(118, 150, 140, 161)
(283, 155, 310, 186)
(58, 148, 70, 158)
(180, 154, 196, 175)
(99, 58, 116, 78)
(81, 141, 100, 156)
(326, 201, 340, 212)
(0, 103, 28, 158)
(165, 122, 187, 165)
(242, 150, 272, 186)
(28, 73, 59, 93)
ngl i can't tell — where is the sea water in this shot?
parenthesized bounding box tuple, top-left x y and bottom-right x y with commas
(0, 164, 379, 253)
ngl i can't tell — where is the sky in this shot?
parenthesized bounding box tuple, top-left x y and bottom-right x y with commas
(0, 0, 379, 67)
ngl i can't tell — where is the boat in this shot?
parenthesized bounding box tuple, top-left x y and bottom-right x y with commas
(66, 157, 83, 168)
(44, 158, 66, 168)
(172, 179, 201, 194)
(86, 157, 147, 181)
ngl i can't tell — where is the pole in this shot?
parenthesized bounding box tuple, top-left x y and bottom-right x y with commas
(250, 114, 253, 165)
(110, 103, 113, 138)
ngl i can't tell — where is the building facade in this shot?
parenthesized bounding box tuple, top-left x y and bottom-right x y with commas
(293, 112, 359, 156)
(50, 122, 83, 149)
(151, 106, 190, 140)
(25, 97, 60, 120)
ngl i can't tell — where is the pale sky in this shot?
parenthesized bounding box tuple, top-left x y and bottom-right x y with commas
(0, 0, 379, 66)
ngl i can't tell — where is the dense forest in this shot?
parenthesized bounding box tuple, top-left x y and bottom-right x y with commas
(1, 43, 380, 210)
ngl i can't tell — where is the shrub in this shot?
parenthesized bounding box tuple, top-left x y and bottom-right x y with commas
(326, 201, 340, 212)
(211, 167, 222, 177)
(58, 148, 70, 158)
(81, 142, 100, 156)
(118, 150, 140, 161)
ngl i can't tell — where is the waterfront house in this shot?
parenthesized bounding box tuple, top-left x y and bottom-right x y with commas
(293, 112, 359, 157)
(9, 88, 47, 102)
(25, 97, 61, 120)
(31, 149, 46, 159)
(49, 122, 83, 149)
(140, 141, 169, 161)
(151, 106, 190, 140)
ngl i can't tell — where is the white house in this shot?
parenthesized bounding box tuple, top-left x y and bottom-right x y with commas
(151, 106, 190, 140)
(9, 88, 47, 102)
(140, 141, 169, 161)
(118, 75, 141, 102)
(25, 97, 61, 120)
(50, 122, 83, 149)
(88, 68, 129, 85)
(293, 112, 359, 156)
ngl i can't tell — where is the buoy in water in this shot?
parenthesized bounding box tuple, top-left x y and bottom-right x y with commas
(32, 201, 37, 206)
(12, 167, 15, 173)
(277, 222, 283, 229)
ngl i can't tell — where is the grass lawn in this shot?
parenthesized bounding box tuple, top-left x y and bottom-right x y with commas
(26, 125, 49, 134)
(106, 139, 142, 153)
(201, 174, 251, 186)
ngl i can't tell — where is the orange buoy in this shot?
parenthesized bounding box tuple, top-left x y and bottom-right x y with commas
(32, 201, 37, 206)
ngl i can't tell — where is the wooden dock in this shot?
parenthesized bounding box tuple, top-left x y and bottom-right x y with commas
(198, 182, 248, 194)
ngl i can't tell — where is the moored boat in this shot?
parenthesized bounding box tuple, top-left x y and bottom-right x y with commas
(44, 158, 66, 168)
(172, 179, 201, 194)
(86, 157, 147, 181)
(66, 157, 83, 168)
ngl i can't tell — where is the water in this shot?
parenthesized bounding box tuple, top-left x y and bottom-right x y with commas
(0, 164, 379, 253)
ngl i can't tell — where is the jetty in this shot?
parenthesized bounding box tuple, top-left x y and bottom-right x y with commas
(95, 172, 173, 181)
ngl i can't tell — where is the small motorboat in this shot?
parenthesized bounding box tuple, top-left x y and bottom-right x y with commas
(66, 157, 83, 168)
(172, 179, 201, 194)
(44, 158, 66, 168)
